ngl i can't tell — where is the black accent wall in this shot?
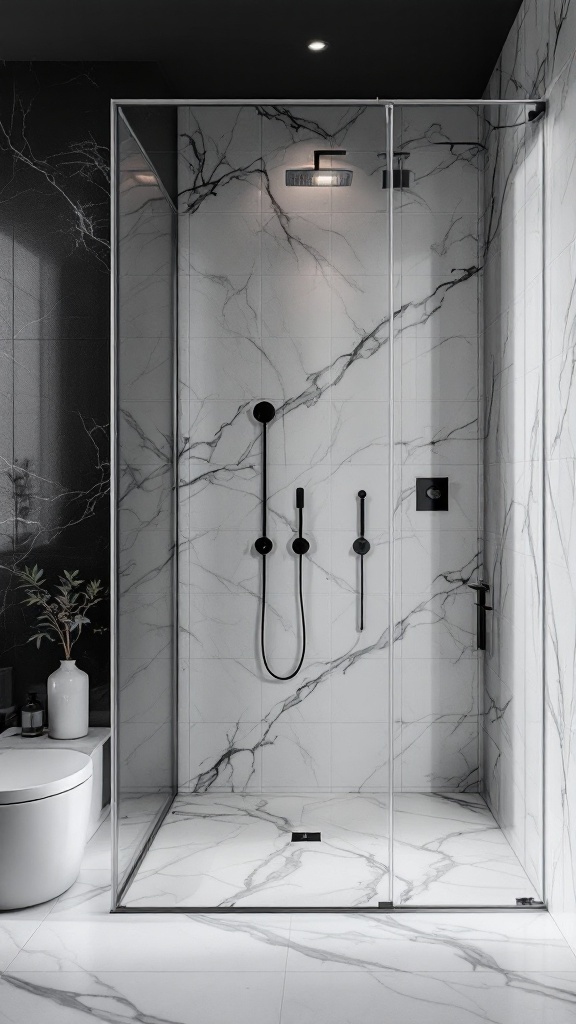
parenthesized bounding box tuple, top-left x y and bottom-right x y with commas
(0, 62, 174, 722)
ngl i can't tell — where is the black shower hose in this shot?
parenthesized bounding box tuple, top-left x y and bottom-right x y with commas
(260, 548, 306, 680)
(257, 412, 307, 680)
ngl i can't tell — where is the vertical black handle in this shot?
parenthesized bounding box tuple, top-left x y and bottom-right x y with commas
(468, 582, 493, 651)
(359, 489, 366, 536)
(253, 404, 275, 556)
(292, 488, 310, 555)
(353, 490, 371, 631)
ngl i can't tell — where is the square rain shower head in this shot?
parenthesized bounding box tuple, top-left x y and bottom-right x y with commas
(286, 149, 353, 186)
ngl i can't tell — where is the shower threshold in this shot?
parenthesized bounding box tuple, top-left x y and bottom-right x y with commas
(120, 792, 540, 910)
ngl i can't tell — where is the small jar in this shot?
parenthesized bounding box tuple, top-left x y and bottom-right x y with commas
(21, 692, 44, 738)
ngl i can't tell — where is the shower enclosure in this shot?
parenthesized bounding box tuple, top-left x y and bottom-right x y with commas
(111, 99, 545, 911)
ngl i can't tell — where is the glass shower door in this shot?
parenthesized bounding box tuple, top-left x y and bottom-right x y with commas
(112, 111, 178, 905)
(110, 100, 397, 910)
(391, 101, 545, 907)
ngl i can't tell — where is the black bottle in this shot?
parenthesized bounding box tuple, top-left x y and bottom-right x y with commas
(21, 692, 44, 737)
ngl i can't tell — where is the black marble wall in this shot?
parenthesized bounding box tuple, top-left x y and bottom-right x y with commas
(0, 62, 173, 723)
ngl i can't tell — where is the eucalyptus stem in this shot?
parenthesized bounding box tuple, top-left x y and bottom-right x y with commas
(15, 565, 105, 659)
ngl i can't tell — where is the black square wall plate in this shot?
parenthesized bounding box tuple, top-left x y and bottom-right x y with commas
(416, 477, 449, 511)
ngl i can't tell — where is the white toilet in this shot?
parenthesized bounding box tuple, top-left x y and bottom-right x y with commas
(0, 748, 93, 910)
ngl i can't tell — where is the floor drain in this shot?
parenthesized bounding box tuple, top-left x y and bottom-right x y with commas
(291, 831, 321, 842)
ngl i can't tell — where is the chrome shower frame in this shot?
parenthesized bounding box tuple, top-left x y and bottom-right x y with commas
(110, 96, 547, 914)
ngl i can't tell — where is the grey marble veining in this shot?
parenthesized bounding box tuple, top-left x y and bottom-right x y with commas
(0, 63, 121, 724)
(482, 0, 576, 955)
(178, 103, 481, 801)
(480, 78, 545, 897)
(2, 817, 576, 1022)
(123, 791, 539, 908)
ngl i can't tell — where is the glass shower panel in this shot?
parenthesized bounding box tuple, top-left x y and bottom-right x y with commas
(113, 114, 177, 900)
(172, 103, 395, 908)
(391, 103, 544, 907)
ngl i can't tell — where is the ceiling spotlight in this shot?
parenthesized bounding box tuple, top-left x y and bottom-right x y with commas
(308, 40, 328, 51)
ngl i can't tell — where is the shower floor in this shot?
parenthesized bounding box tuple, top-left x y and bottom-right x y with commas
(122, 792, 540, 909)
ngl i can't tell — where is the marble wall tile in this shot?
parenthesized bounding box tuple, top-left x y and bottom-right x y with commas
(482, 0, 576, 938)
(178, 103, 480, 799)
(397, 721, 479, 792)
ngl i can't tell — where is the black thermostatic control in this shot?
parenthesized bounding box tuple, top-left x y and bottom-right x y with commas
(416, 477, 449, 511)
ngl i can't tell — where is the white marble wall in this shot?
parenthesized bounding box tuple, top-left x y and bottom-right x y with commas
(485, 0, 576, 949)
(481, 101, 545, 893)
(394, 106, 482, 793)
(178, 104, 480, 796)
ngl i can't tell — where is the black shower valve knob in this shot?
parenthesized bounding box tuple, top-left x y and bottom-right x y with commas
(292, 536, 310, 555)
(353, 536, 371, 555)
(255, 536, 273, 555)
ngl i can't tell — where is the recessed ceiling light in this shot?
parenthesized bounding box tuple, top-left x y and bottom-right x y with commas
(308, 40, 328, 51)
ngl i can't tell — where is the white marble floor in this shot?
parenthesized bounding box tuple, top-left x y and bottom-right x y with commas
(122, 791, 541, 909)
(1, 816, 575, 1023)
(117, 791, 172, 877)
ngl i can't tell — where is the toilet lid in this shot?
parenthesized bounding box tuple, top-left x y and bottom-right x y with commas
(0, 749, 92, 804)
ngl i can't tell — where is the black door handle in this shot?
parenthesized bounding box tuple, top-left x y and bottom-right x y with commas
(468, 581, 493, 650)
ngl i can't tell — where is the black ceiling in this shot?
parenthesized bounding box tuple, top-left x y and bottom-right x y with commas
(1, 0, 522, 98)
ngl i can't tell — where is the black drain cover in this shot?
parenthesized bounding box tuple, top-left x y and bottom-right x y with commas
(291, 831, 321, 842)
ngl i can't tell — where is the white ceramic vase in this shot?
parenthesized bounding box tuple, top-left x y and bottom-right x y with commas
(47, 660, 89, 740)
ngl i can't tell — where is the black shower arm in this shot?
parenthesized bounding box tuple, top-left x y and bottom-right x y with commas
(314, 149, 346, 169)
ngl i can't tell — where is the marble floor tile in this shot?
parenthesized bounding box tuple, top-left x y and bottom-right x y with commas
(0, 900, 64, 973)
(2, 968, 576, 1024)
(1, 819, 576, 1024)
(7, 915, 291, 973)
(0, 971, 286, 1024)
(285, 912, 576, 973)
(116, 792, 170, 876)
(0, 922, 44, 976)
(279, 970, 576, 1024)
(47, 871, 113, 920)
(122, 791, 540, 908)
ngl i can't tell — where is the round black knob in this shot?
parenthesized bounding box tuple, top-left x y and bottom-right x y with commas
(253, 402, 276, 424)
(353, 537, 371, 555)
(358, 490, 366, 498)
(426, 486, 442, 501)
(255, 536, 273, 555)
(292, 537, 310, 555)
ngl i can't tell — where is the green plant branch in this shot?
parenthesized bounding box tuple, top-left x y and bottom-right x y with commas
(16, 565, 106, 660)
